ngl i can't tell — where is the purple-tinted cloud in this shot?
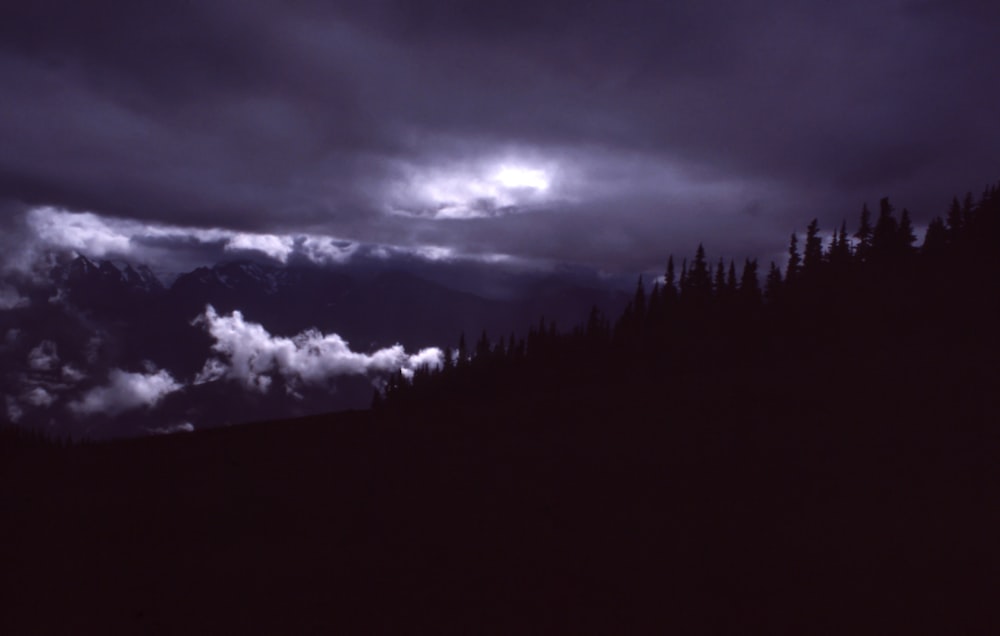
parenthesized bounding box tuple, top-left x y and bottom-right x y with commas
(0, 0, 998, 272)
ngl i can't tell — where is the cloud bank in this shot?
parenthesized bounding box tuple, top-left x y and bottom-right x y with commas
(195, 306, 443, 392)
(2, 1, 998, 274)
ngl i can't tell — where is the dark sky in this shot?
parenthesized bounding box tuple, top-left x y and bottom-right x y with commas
(2, 0, 999, 275)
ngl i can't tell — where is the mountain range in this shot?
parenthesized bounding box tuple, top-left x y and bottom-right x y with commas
(1, 255, 628, 437)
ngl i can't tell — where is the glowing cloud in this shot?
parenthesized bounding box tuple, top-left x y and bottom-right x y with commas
(194, 306, 442, 392)
(494, 165, 549, 191)
(390, 157, 559, 219)
(225, 233, 295, 262)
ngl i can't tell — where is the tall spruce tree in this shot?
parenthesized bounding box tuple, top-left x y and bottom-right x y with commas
(714, 259, 726, 299)
(765, 262, 783, 302)
(898, 208, 917, 254)
(739, 258, 761, 304)
(804, 219, 823, 274)
(687, 244, 712, 305)
(855, 203, 874, 262)
(786, 232, 802, 284)
(872, 197, 899, 257)
(946, 196, 963, 241)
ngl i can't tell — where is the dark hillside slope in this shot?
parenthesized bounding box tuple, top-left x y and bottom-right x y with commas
(3, 185, 999, 633)
(3, 380, 996, 634)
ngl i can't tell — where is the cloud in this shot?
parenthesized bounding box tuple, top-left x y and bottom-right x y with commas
(225, 233, 295, 263)
(0, 284, 28, 310)
(148, 422, 196, 435)
(194, 305, 442, 392)
(299, 235, 359, 265)
(22, 386, 54, 408)
(69, 368, 183, 417)
(6, 396, 23, 423)
(2, 1, 999, 273)
(28, 207, 132, 257)
(27, 340, 59, 371)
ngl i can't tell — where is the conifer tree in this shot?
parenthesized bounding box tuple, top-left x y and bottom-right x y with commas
(804, 219, 823, 273)
(786, 233, 801, 284)
(647, 282, 663, 329)
(765, 262, 782, 302)
(633, 275, 646, 320)
(726, 260, 738, 296)
(922, 217, 948, 256)
(662, 256, 679, 312)
(714, 259, 726, 298)
(898, 208, 917, 254)
(872, 197, 899, 257)
(687, 244, 712, 304)
(739, 258, 761, 304)
(946, 197, 963, 241)
(962, 192, 976, 229)
(457, 332, 468, 367)
(855, 203, 874, 262)
(664, 256, 677, 293)
(829, 220, 851, 266)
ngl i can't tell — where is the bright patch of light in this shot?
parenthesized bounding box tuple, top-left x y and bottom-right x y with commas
(389, 158, 559, 219)
(494, 165, 549, 191)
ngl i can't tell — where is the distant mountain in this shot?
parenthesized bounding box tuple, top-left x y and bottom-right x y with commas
(1, 255, 627, 437)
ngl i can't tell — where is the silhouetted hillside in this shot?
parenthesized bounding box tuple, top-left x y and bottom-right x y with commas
(3, 184, 998, 633)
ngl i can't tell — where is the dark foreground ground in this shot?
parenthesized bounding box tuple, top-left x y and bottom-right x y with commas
(2, 387, 997, 635)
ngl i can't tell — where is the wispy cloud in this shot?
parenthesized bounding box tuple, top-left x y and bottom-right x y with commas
(69, 368, 182, 417)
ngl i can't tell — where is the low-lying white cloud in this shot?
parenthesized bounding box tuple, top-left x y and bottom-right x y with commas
(148, 422, 195, 435)
(225, 233, 295, 263)
(69, 368, 182, 416)
(300, 235, 358, 265)
(195, 305, 442, 392)
(28, 207, 133, 257)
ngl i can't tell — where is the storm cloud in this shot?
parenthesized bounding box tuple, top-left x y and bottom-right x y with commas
(2, 0, 999, 272)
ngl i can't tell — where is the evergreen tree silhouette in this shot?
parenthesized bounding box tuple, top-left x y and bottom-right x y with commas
(664, 256, 678, 303)
(804, 219, 823, 274)
(739, 258, 761, 305)
(946, 196, 963, 241)
(633, 275, 647, 321)
(475, 330, 491, 361)
(457, 332, 468, 368)
(855, 203, 874, 262)
(962, 192, 976, 229)
(922, 217, 948, 256)
(872, 197, 899, 258)
(714, 259, 726, 299)
(687, 244, 712, 306)
(786, 233, 802, 284)
(898, 208, 917, 254)
(442, 345, 455, 373)
(765, 262, 783, 302)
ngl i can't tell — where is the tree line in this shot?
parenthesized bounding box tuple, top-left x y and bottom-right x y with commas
(377, 182, 1000, 428)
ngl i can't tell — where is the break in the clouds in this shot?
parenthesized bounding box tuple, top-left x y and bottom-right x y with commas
(195, 306, 443, 393)
(68, 368, 182, 417)
(2, 0, 1000, 272)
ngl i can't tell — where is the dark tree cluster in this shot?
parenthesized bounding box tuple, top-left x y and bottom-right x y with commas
(378, 183, 1000, 434)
